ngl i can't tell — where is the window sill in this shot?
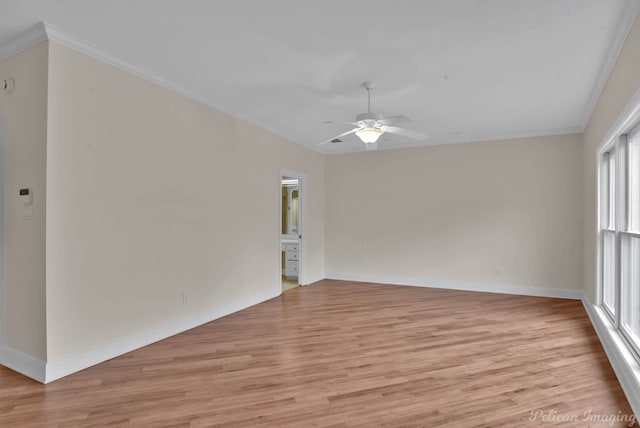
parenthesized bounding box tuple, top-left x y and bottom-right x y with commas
(583, 297, 640, 416)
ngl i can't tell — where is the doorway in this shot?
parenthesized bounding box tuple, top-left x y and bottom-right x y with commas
(280, 169, 306, 293)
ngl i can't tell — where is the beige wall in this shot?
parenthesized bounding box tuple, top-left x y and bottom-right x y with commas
(582, 15, 640, 303)
(0, 43, 49, 361)
(326, 135, 583, 292)
(0, 42, 48, 361)
(45, 42, 324, 362)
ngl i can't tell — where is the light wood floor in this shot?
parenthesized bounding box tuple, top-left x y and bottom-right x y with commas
(0, 280, 633, 427)
(282, 276, 299, 292)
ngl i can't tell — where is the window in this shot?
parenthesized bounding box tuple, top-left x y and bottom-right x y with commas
(599, 121, 640, 360)
(629, 127, 640, 230)
(621, 124, 640, 355)
(601, 149, 616, 317)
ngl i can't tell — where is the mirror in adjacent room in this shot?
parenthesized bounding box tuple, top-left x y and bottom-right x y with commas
(281, 178, 299, 237)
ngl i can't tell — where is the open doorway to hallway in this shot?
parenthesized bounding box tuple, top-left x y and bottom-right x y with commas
(281, 176, 299, 292)
(280, 170, 304, 293)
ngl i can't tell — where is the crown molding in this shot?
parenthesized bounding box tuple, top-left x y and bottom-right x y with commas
(40, 22, 297, 148)
(0, 21, 48, 61)
(578, 0, 640, 132)
(0, 21, 298, 149)
(42, 22, 220, 110)
(1, 9, 637, 155)
(321, 125, 582, 154)
(405, 125, 582, 146)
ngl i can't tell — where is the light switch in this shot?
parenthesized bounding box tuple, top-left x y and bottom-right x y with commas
(19, 188, 32, 205)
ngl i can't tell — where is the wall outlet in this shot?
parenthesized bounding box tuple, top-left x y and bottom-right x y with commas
(181, 292, 188, 304)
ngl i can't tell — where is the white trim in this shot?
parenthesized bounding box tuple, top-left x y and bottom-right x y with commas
(597, 90, 640, 155)
(326, 273, 583, 300)
(593, 91, 640, 306)
(322, 126, 582, 155)
(582, 295, 640, 418)
(280, 168, 308, 286)
(578, 0, 640, 131)
(410, 126, 582, 147)
(597, 152, 604, 307)
(0, 345, 46, 383)
(589, 85, 640, 417)
(595, 91, 640, 312)
(0, 22, 48, 61)
(0, 21, 619, 157)
(0, 119, 4, 365)
(39, 20, 585, 156)
(39, 22, 296, 149)
(44, 289, 279, 383)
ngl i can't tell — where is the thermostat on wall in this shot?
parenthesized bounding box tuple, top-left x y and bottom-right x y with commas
(19, 188, 32, 204)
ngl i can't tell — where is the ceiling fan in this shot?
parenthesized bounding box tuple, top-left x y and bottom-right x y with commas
(318, 82, 427, 149)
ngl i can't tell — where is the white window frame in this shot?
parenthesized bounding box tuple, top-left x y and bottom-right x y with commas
(600, 146, 618, 323)
(597, 90, 640, 364)
(620, 124, 640, 360)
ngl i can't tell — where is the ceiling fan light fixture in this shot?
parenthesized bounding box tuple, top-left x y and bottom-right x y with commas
(356, 127, 383, 144)
(317, 82, 426, 149)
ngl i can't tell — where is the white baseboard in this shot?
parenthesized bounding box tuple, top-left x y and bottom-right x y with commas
(326, 273, 583, 300)
(581, 296, 640, 418)
(44, 289, 280, 383)
(0, 345, 46, 383)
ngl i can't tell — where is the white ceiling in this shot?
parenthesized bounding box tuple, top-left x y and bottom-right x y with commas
(0, 0, 637, 153)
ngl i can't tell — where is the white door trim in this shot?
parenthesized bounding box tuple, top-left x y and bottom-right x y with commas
(280, 168, 307, 286)
(0, 119, 5, 360)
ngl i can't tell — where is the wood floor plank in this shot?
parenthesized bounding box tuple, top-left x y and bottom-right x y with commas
(0, 280, 634, 427)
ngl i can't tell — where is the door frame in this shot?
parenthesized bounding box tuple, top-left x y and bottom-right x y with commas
(0, 119, 5, 354)
(280, 168, 307, 286)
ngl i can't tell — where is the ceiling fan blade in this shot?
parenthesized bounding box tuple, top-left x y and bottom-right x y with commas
(378, 115, 412, 125)
(317, 128, 360, 146)
(382, 126, 427, 141)
(323, 120, 359, 126)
